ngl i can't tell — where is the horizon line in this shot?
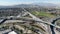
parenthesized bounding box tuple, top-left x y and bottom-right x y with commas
(0, 2, 59, 6)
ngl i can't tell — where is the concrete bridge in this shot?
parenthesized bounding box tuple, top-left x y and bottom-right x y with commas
(0, 8, 60, 34)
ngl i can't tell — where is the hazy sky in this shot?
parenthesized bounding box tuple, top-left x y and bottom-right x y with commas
(0, 0, 60, 6)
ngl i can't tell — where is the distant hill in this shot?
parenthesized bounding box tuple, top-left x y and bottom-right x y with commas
(0, 3, 59, 8)
(33, 3, 58, 8)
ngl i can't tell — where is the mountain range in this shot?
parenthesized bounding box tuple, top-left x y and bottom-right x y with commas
(0, 3, 59, 8)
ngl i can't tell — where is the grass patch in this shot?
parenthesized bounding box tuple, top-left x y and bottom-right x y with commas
(31, 11, 55, 18)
